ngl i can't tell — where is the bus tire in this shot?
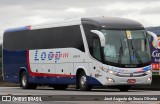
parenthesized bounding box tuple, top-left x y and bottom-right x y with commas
(118, 85, 131, 92)
(79, 71, 92, 91)
(20, 71, 37, 89)
(53, 85, 68, 90)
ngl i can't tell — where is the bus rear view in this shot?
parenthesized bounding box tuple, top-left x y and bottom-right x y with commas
(2, 17, 158, 91)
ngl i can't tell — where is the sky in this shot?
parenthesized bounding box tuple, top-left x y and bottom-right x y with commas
(0, 0, 160, 43)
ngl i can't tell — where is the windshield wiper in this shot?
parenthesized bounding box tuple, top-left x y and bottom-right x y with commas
(118, 39, 123, 65)
(130, 40, 142, 64)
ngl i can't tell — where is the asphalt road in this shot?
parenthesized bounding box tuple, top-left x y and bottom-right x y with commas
(0, 87, 160, 104)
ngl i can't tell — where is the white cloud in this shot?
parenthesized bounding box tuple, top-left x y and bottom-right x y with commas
(25, 16, 52, 25)
(66, 7, 86, 13)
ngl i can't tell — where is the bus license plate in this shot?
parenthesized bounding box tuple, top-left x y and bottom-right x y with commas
(127, 79, 136, 83)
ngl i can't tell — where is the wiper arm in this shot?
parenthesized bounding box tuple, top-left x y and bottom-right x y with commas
(130, 40, 142, 64)
(118, 39, 123, 65)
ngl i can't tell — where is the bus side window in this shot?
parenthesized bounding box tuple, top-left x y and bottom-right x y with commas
(92, 37, 102, 61)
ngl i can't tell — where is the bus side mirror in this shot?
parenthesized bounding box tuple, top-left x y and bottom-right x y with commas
(91, 30, 105, 47)
(147, 31, 158, 48)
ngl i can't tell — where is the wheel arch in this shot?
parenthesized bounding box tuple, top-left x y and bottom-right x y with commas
(19, 67, 29, 83)
(75, 66, 89, 89)
(75, 66, 90, 76)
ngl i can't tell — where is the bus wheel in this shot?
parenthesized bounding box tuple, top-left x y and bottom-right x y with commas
(79, 71, 91, 91)
(20, 71, 37, 89)
(118, 85, 131, 92)
(53, 85, 68, 90)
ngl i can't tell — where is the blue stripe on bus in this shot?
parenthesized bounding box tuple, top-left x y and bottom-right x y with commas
(4, 26, 30, 33)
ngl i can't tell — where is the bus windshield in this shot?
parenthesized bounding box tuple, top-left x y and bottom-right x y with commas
(101, 29, 150, 67)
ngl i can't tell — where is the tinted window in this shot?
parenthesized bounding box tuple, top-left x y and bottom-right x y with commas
(92, 37, 101, 61)
(3, 25, 85, 52)
(82, 23, 98, 55)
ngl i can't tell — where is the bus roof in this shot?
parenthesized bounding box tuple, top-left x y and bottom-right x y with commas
(82, 17, 144, 30)
(4, 17, 144, 33)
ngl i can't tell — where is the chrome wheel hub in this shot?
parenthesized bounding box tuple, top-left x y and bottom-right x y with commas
(22, 74, 27, 86)
(80, 76, 86, 87)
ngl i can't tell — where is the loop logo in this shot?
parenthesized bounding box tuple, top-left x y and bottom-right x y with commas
(34, 50, 69, 61)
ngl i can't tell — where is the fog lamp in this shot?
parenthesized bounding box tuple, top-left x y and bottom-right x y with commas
(147, 77, 151, 81)
(107, 78, 114, 82)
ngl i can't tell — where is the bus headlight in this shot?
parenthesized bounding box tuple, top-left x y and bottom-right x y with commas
(145, 70, 151, 75)
(100, 67, 114, 74)
(108, 70, 113, 74)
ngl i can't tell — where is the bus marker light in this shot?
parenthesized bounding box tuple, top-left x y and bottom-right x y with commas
(95, 74, 102, 78)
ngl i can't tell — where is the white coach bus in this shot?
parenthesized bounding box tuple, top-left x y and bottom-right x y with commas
(3, 17, 158, 91)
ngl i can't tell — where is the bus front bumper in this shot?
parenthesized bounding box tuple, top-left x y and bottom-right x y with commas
(100, 73, 152, 86)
